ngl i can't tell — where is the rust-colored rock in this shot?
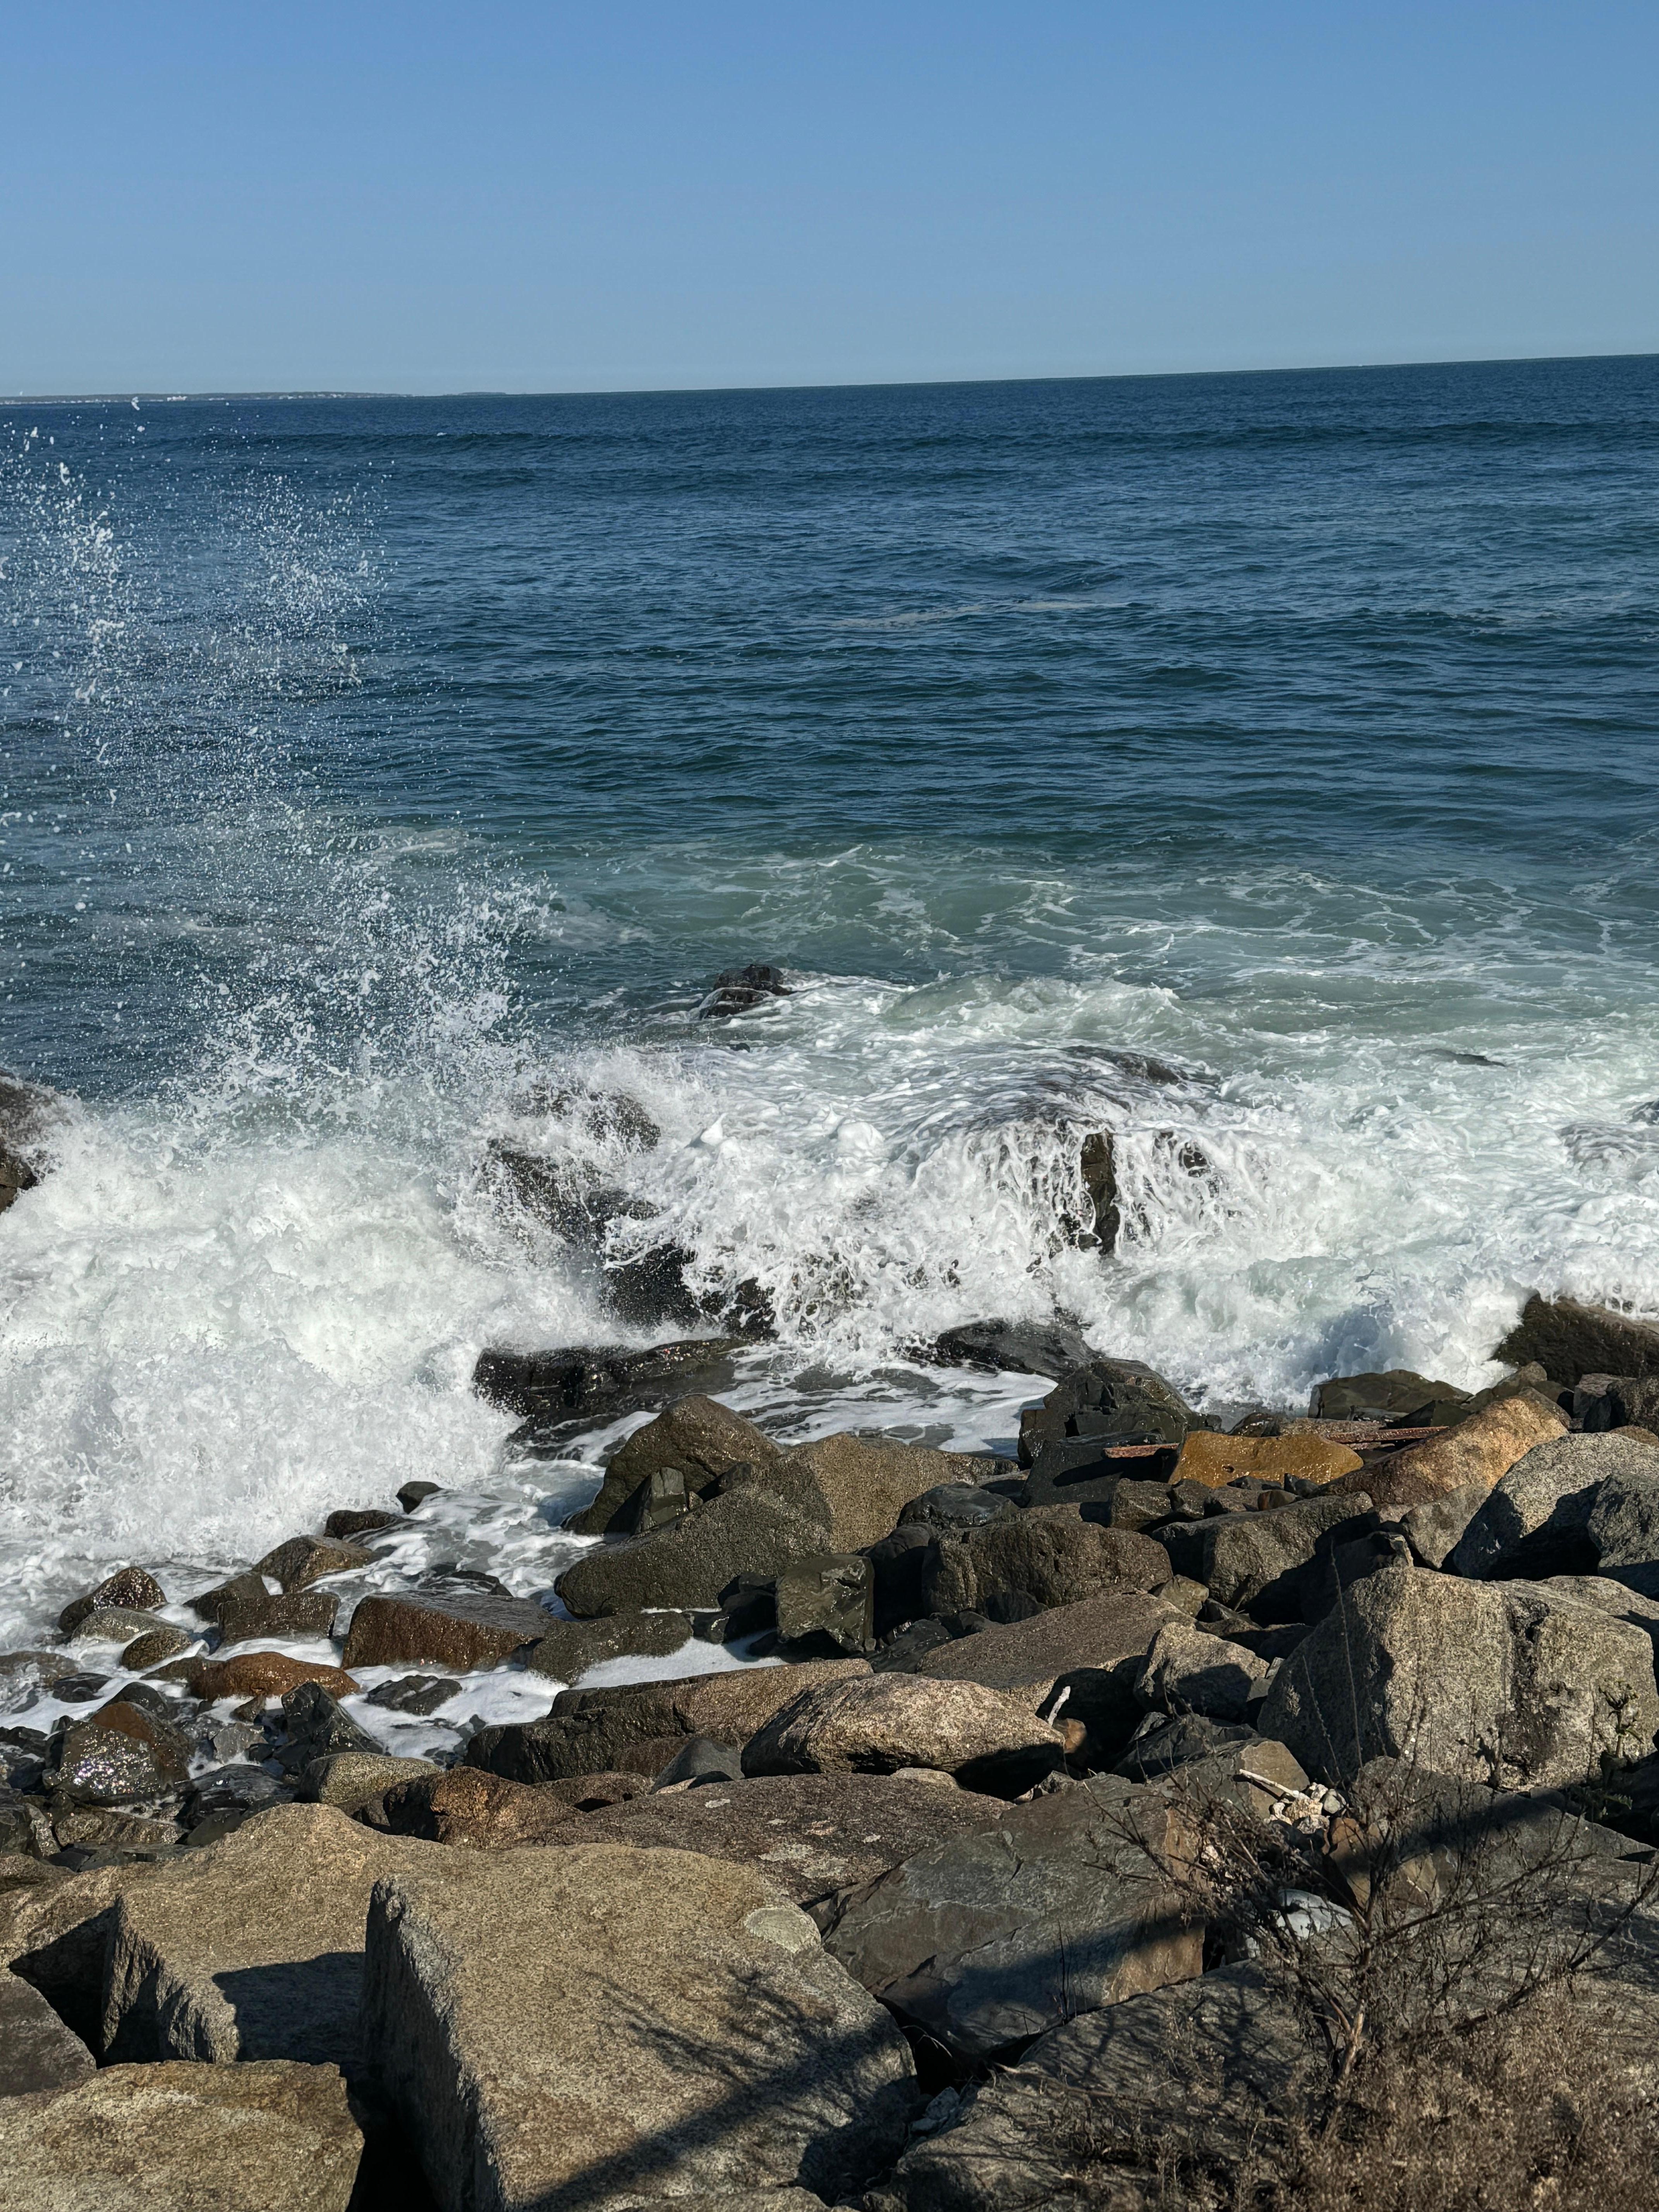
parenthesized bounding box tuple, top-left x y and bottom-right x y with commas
(1172, 1431, 1362, 1490)
(189, 1653, 359, 1701)
(340, 1589, 550, 1672)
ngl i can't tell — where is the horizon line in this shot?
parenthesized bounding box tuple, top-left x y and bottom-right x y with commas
(5, 345, 1656, 408)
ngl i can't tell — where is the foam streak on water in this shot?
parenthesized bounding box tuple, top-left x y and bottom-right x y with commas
(2, 362, 1659, 1638)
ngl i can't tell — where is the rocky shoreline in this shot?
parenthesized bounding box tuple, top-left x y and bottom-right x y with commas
(7, 1065, 1659, 2207)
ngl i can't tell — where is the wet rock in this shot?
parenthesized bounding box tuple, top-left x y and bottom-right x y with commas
(188, 1652, 358, 1702)
(57, 1567, 167, 1634)
(41, 1700, 192, 1803)
(323, 1507, 400, 1539)
(368, 1765, 646, 1843)
(554, 1772, 1006, 1911)
(467, 1661, 870, 1785)
(554, 1486, 828, 1617)
(184, 1764, 287, 1836)
(1018, 1358, 1197, 1465)
(255, 1533, 378, 1590)
(365, 1839, 913, 2210)
(219, 1585, 340, 1645)
(0, 2059, 365, 2211)
(398, 1480, 442, 1512)
(0, 1144, 38, 1212)
(510, 1080, 662, 1151)
(299, 1752, 438, 1812)
(568, 1394, 785, 1535)
(340, 1587, 551, 1671)
(775, 1552, 875, 1654)
(698, 960, 795, 1017)
(274, 1683, 381, 1775)
(0, 1966, 96, 2094)
(615, 1463, 694, 1533)
(1160, 1491, 1374, 1619)
(121, 1623, 195, 1669)
(920, 1509, 1171, 1620)
(823, 1774, 1200, 2063)
(1374, 1388, 1569, 1502)
(1496, 1292, 1659, 1387)
(1135, 1618, 1268, 1724)
(742, 1674, 1064, 1795)
(0, 1071, 61, 1214)
(100, 1802, 456, 2071)
(1450, 1432, 1659, 1579)
(1171, 1431, 1362, 1489)
(62, 1604, 171, 1657)
(1309, 1368, 1469, 1422)
(927, 1318, 1094, 1378)
(365, 1672, 463, 1716)
(0, 1650, 82, 1711)
(522, 1608, 696, 1681)
(1260, 1563, 1659, 1789)
(474, 1335, 745, 1436)
(34, 1673, 107, 1706)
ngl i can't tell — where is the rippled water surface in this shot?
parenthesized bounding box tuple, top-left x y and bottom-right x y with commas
(2, 358, 1657, 1633)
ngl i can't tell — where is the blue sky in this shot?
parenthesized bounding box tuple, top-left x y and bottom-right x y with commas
(4, 2, 1655, 393)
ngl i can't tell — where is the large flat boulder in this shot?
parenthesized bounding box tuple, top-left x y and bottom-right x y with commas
(568, 1395, 785, 1536)
(0, 2060, 364, 2212)
(554, 1487, 827, 1617)
(362, 1842, 916, 2212)
(823, 1774, 1200, 2062)
(467, 1661, 868, 1784)
(546, 1773, 1005, 1911)
(341, 1588, 552, 1671)
(919, 1511, 1170, 1618)
(1495, 1293, 1659, 1386)
(1259, 1563, 1659, 1789)
(100, 1802, 457, 2073)
(1450, 1432, 1659, 1579)
(742, 1674, 1063, 1795)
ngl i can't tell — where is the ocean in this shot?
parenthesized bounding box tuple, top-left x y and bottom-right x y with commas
(3, 354, 1658, 1645)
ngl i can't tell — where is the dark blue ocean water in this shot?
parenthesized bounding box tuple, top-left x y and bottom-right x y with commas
(2, 356, 1658, 1618)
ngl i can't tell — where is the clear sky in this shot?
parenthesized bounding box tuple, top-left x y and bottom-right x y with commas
(4, 1, 1656, 395)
